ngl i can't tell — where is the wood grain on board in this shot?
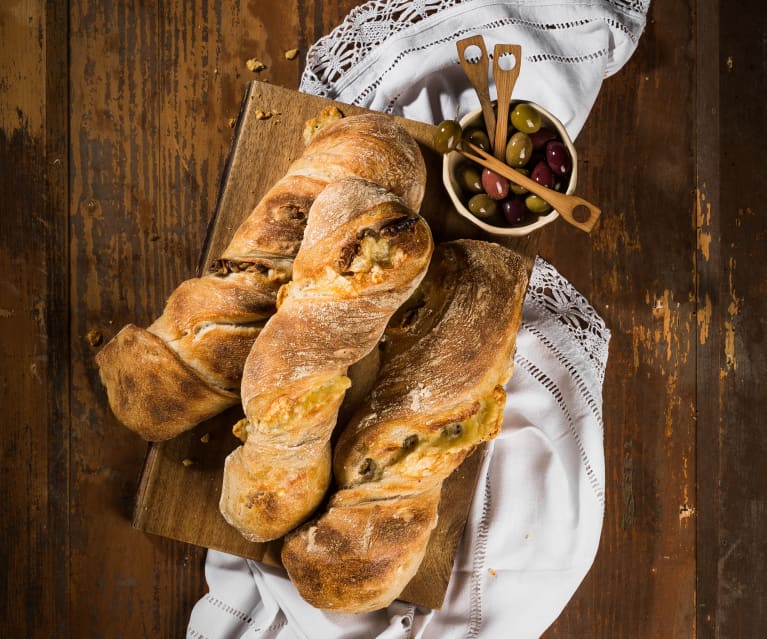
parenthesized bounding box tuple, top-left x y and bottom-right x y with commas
(132, 80, 537, 610)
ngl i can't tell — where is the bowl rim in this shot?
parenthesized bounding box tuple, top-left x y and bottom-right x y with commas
(442, 100, 578, 237)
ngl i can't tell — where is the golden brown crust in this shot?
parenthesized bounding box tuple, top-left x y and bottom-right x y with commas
(96, 113, 427, 441)
(219, 177, 433, 542)
(281, 486, 441, 613)
(95, 325, 238, 441)
(220, 438, 332, 542)
(223, 114, 426, 261)
(282, 239, 529, 612)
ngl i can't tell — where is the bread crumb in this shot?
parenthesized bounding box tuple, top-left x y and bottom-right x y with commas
(679, 503, 695, 521)
(302, 105, 344, 144)
(181, 458, 195, 467)
(245, 58, 266, 73)
(200, 433, 210, 444)
(255, 109, 273, 121)
(284, 48, 299, 60)
(227, 117, 237, 128)
(232, 417, 249, 442)
(85, 329, 103, 347)
(488, 568, 497, 576)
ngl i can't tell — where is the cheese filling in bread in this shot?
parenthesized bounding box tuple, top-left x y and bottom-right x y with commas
(282, 239, 529, 614)
(219, 177, 433, 543)
(96, 111, 427, 441)
(347, 387, 505, 486)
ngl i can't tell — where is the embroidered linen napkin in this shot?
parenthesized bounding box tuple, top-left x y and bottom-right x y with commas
(187, 1, 649, 636)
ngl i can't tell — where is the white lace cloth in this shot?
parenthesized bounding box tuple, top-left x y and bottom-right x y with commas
(188, 1, 648, 636)
(300, 0, 649, 135)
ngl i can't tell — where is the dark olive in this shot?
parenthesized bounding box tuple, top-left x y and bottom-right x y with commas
(530, 160, 555, 189)
(545, 140, 572, 176)
(529, 127, 557, 150)
(442, 423, 463, 439)
(433, 119, 463, 154)
(462, 127, 491, 152)
(467, 194, 497, 219)
(358, 458, 378, 480)
(402, 435, 419, 450)
(501, 197, 528, 225)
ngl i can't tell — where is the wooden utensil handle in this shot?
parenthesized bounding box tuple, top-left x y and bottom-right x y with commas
(456, 36, 497, 149)
(492, 44, 522, 161)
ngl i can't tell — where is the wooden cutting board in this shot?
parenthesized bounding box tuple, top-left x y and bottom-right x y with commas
(132, 80, 538, 610)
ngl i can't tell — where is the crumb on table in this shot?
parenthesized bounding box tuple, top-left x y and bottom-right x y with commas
(284, 48, 299, 60)
(245, 58, 266, 72)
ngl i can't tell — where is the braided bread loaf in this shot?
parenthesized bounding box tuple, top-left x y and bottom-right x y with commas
(219, 177, 434, 542)
(95, 111, 426, 441)
(281, 239, 529, 613)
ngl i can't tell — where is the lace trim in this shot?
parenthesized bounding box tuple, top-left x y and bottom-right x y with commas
(195, 594, 287, 633)
(525, 257, 610, 385)
(202, 594, 254, 625)
(300, 0, 650, 100)
(302, 0, 462, 91)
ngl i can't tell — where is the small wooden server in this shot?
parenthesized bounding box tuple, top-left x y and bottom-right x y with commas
(133, 80, 538, 610)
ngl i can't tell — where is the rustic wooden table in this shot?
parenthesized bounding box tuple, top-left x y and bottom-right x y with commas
(1, 1, 764, 637)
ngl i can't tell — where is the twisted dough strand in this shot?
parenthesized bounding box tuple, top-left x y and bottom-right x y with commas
(95, 112, 426, 441)
(281, 240, 529, 613)
(219, 177, 433, 542)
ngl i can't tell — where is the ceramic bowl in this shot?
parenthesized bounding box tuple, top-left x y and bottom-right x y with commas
(442, 101, 577, 237)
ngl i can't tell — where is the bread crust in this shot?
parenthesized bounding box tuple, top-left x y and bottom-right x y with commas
(219, 177, 433, 542)
(282, 240, 529, 613)
(95, 325, 238, 441)
(96, 113, 426, 441)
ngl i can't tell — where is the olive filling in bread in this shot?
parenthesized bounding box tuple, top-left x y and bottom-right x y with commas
(282, 239, 528, 613)
(96, 111, 427, 441)
(219, 177, 433, 543)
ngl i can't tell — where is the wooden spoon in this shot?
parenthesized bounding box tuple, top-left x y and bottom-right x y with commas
(456, 36, 497, 151)
(460, 141, 602, 233)
(492, 44, 522, 161)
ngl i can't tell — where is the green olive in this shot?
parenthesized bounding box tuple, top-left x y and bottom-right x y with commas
(433, 120, 462, 154)
(510, 168, 530, 195)
(467, 194, 497, 219)
(525, 194, 552, 215)
(457, 164, 484, 193)
(462, 127, 491, 152)
(505, 131, 533, 168)
(510, 103, 542, 134)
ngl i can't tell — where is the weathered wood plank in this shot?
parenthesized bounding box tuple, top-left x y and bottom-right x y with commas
(541, 1, 698, 636)
(67, 2, 205, 636)
(0, 1, 70, 637)
(696, 0, 767, 636)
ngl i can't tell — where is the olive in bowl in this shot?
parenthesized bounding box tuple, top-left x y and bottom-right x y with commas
(441, 100, 578, 237)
